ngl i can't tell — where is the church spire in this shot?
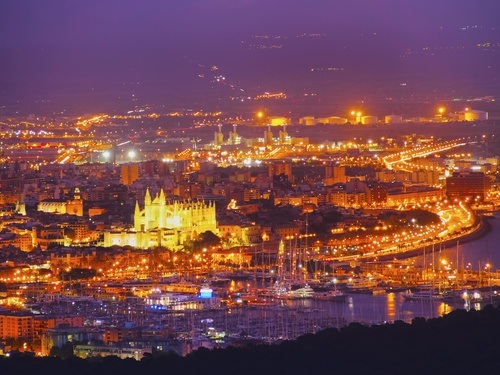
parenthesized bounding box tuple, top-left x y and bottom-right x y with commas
(159, 188, 165, 205)
(16, 199, 26, 216)
(145, 188, 152, 205)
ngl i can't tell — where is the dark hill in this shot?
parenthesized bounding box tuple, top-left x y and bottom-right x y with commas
(2, 305, 500, 374)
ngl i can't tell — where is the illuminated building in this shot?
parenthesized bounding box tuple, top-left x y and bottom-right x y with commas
(81, 187, 106, 201)
(66, 188, 84, 216)
(37, 200, 67, 215)
(346, 178, 367, 194)
(242, 187, 260, 202)
(274, 195, 319, 206)
(0, 189, 20, 205)
(32, 225, 65, 249)
(173, 182, 203, 200)
(37, 188, 84, 217)
(268, 161, 293, 181)
(134, 189, 216, 233)
(325, 165, 347, 185)
(411, 170, 440, 185)
(142, 160, 169, 177)
(74, 345, 150, 360)
(34, 315, 84, 339)
(63, 222, 92, 243)
(446, 171, 491, 201)
(274, 224, 300, 238)
(0, 311, 33, 340)
(412, 157, 443, 171)
(386, 188, 444, 207)
(103, 326, 142, 344)
(231, 171, 251, 183)
(211, 184, 231, 198)
(328, 189, 347, 206)
(346, 192, 367, 207)
(121, 163, 140, 186)
(218, 223, 262, 246)
(376, 170, 411, 183)
(0, 228, 33, 251)
(104, 189, 217, 249)
(369, 184, 388, 204)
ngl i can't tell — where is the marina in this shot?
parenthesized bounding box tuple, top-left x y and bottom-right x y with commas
(42, 212, 500, 350)
(198, 211, 500, 344)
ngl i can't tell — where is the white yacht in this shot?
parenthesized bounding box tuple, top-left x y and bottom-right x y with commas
(402, 290, 443, 301)
(288, 284, 315, 299)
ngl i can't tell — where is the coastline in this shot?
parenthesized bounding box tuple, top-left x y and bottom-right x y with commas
(365, 216, 492, 262)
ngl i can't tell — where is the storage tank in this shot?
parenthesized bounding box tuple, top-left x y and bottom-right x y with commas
(327, 116, 348, 125)
(464, 110, 488, 121)
(361, 116, 378, 125)
(269, 116, 290, 126)
(384, 115, 403, 124)
(299, 116, 316, 126)
(316, 117, 329, 124)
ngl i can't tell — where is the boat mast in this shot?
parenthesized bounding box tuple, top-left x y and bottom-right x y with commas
(291, 236, 297, 280)
(423, 245, 427, 283)
(430, 243, 436, 307)
(456, 240, 460, 288)
(304, 212, 308, 282)
(438, 244, 442, 293)
(278, 239, 285, 281)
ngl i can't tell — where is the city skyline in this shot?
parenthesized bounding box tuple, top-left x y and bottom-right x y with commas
(1, 0, 500, 366)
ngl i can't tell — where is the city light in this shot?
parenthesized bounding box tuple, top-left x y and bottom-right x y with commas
(0, 3, 498, 363)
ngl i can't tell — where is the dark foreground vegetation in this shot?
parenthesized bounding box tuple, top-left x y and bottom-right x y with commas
(3, 305, 500, 375)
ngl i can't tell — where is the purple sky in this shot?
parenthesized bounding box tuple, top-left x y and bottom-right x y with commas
(2, 0, 497, 44)
(1, 1, 499, 112)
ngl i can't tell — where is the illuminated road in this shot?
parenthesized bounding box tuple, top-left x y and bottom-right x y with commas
(326, 201, 477, 263)
(382, 139, 469, 171)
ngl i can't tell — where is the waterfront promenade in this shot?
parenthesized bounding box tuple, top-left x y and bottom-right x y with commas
(373, 216, 492, 263)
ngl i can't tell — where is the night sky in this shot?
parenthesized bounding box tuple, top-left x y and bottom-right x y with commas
(1, 0, 500, 113)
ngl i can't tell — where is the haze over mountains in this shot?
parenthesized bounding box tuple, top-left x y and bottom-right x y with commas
(1, 1, 499, 114)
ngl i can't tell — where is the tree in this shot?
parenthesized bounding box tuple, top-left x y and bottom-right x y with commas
(49, 341, 75, 359)
(60, 268, 97, 281)
(64, 227, 76, 241)
(192, 231, 221, 252)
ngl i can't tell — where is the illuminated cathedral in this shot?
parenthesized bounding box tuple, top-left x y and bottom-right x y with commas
(104, 188, 217, 249)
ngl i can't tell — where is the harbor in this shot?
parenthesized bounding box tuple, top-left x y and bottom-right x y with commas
(6, 210, 500, 356)
(184, 210, 500, 346)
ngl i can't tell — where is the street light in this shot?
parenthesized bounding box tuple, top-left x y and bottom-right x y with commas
(438, 107, 446, 120)
(102, 151, 110, 163)
(128, 150, 136, 161)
